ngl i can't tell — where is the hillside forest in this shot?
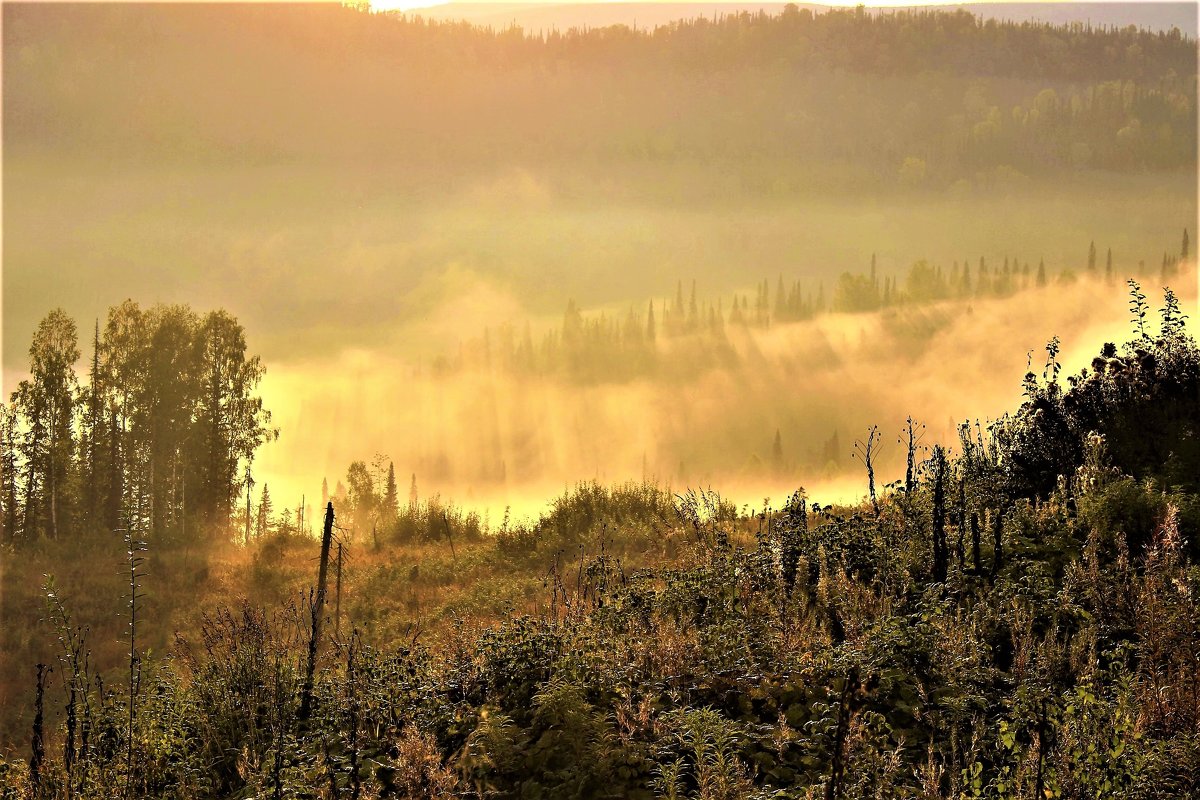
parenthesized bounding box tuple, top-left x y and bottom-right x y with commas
(2, 3, 1200, 799)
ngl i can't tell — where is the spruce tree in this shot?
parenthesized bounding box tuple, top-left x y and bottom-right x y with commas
(383, 462, 399, 521)
(255, 483, 273, 539)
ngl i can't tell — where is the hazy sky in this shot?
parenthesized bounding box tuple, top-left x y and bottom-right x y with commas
(372, 0, 1127, 9)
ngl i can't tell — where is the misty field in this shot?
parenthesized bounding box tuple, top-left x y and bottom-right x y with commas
(2, 3, 1199, 799)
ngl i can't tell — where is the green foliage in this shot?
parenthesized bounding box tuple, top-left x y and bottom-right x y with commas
(9, 4, 1196, 179)
(4, 292, 1200, 800)
(4, 303, 275, 546)
(995, 283, 1200, 500)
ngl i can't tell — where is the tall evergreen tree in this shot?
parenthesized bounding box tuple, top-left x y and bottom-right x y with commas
(255, 483, 273, 539)
(383, 462, 399, 522)
(191, 310, 275, 536)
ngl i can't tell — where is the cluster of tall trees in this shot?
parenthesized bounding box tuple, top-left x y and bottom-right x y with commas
(436, 236, 1189, 381)
(251, 459, 421, 545)
(0, 303, 275, 544)
(837, 237, 1188, 312)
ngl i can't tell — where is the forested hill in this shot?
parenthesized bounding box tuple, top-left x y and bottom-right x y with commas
(5, 2, 1195, 172)
(415, 3, 1199, 37)
(5, 1, 1195, 374)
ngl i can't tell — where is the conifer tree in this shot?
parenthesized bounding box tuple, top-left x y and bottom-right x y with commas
(192, 310, 275, 536)
(383, 462, 399, 521)
(255, 483, 273, 539)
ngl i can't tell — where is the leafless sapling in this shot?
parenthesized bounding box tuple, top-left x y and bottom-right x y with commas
(124, 530, 147, 800)
(900, 417, 925, 494)
(852, 426, 881, 516)
(45, 578, 94, 798)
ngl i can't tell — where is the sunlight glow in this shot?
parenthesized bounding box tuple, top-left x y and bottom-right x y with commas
(367, 0, 1023, 12)
(369, 0, 448, 11)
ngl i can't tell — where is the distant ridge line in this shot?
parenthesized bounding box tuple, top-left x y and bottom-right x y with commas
(406, 2, 1198, 36)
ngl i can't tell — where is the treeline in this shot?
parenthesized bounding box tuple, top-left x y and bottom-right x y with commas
(227, 3, 1200, 175)
(435, 235, 1190, 381)
(301, 3, 1196, 81)
(0, 304, 274, 545)
(3, 283, 1199, 798)
(7, 4, 1195, 182)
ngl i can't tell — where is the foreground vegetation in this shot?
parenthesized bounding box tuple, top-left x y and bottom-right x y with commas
(0, 281, 1197, 798)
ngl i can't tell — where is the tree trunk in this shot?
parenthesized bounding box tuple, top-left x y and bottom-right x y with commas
(335, 542, 343, 640)
(300, 502, 335, 720)
(31, 664, 47, 798)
